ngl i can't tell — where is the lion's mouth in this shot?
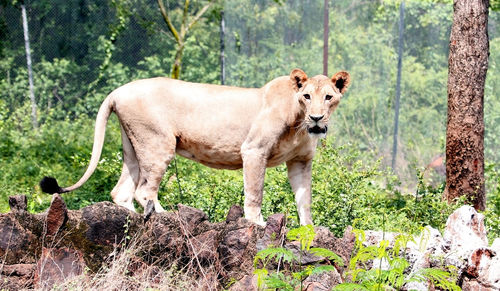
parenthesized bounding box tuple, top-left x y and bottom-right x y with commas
(307, 125, 327, 135)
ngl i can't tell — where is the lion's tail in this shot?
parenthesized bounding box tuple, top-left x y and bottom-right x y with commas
(40, 96, 113, 194)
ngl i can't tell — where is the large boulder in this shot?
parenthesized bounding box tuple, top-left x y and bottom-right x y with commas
(2, 195, 347, 290)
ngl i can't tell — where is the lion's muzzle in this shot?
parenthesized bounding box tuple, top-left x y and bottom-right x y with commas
(307, 125, 328, 135)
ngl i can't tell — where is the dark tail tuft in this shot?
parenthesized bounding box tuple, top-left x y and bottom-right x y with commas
(39, 176, 63, 194)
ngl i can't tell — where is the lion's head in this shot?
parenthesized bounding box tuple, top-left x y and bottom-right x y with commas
(290, 69, 350, 138)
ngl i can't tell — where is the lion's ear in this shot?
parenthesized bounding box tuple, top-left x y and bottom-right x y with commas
(331, 71, 351, 94)
(290, 69, 308, 91)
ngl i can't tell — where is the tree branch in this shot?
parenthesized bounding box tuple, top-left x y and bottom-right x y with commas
(157, 0, 180, 43)
(187, 0, 216, 33)
(181, 0, 190, 37)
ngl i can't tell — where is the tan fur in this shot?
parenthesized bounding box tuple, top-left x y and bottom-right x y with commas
(58, 69, 350, 226)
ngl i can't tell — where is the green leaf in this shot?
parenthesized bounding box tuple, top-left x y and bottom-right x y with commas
(333, 283, 370, 291)
(287, 225, 316, 251)
(409, 268, 461, 291)
(310, 265, 337, 275)
(253, 247, 296, 267)
(309, 247, 345, 267)
(265, 272, 295, 291)
(253, 268, 268, 290)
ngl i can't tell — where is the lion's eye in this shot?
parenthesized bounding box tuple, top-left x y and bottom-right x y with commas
(303, 94, 311, 100)
(325, 95, 333, 101)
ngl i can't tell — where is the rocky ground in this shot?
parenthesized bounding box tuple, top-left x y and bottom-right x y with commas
(0, 194, 499, 290)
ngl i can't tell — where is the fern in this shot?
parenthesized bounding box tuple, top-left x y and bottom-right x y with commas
(253, 247, 296, 268)
(333, 283, 370, 290)
(264, 272, 295, 291)
(349, 245, 379, 270)
(409, 268, 461, 291)
(292, 265, 314, 280)
(343, 229, 461, 291)
(310, 247, 345, 267)
(286, 224, 315, 251)
(253, 268, 268, 290)
(253, 225, 344, 291)
(310, 265, 337, 275)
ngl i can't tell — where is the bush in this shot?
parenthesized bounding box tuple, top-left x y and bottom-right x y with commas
(0, 109, 122, 212)
(0, 113, 477, 242)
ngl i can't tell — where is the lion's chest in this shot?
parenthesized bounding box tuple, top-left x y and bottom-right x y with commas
(266, 132, 316, 167)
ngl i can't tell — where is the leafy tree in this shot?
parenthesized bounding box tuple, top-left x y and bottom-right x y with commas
(157, 0, 217, 79)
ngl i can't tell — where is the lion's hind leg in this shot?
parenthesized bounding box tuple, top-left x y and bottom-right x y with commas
(133, 134, 176, 213)
(111, 125, 139, 212)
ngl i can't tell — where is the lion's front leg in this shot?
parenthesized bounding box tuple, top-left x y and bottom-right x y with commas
(241, 148, 268, 226)
(286, 159, 313, 225)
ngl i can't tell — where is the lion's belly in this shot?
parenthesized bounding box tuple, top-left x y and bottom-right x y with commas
(175, 140, 244, 170)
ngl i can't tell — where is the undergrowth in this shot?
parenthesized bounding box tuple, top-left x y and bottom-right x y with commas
(0, 116, 497, 241)
(253, 225, 461, 291)
(253, 225, 343, 290)
(334, 228, 460, 291)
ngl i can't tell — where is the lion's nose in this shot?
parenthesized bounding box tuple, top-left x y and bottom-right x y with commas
(309, 115, 324, 122)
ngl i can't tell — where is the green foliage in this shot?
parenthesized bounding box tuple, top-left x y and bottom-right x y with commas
(253, 226, 344, 291)
(0, 112, 121, 212)
(492, 0, 500, 11)
(335, 229, 461, 291)
(0, 0, 499, 254)
(286, 224, 315, 251)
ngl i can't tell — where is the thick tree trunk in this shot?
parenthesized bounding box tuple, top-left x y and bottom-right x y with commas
(21, 4, 38, 129)
(445, 0, 489, 210)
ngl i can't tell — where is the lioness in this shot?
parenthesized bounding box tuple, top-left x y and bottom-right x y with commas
(40, 69, 350, 226)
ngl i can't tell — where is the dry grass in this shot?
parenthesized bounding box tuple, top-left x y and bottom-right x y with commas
(2, 206, 227, 291)
(49, 235, 221, 291)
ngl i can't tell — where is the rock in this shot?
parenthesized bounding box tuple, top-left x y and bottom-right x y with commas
(404, 226, 445, 290)
(81, 201, 141, 246)
(177, 204, 208, 235)
(229, 274, 258, 291)
(313, 226, 356, 269)
(441, 205, 489, 281)
(0, 214, 39, 264)
(363, 230, 398, 247)
(303, 268, 342, 291)
(46, 194, 68, 236)
(463, 247, 500, 290)
(461, 277, 497, 291)
(465, 248, 495, 278)
(0, 263, 36, 290)
(189, 229, 219, 262)
(143, 211, 185, 261)
(444, 205, 488, 251)
(256, 213, 285, 250)
(408, 226, 445, 255)
(34, 247, 86, 290)
(264, 214, 285, 238)
(219, 225, 257, 277)
(8, 195, 27, 213)
(286, 241, 324, 265)
(226, 205, 244, 223)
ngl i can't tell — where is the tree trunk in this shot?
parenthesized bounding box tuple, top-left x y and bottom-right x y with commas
(220, 10, 225, 85)
(391, 1, 404, 171)
(445, 0, 489, 211)
(21, 4, 38, 129)
(323, 0, 329, 76)
(171, 43, 184, 80)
